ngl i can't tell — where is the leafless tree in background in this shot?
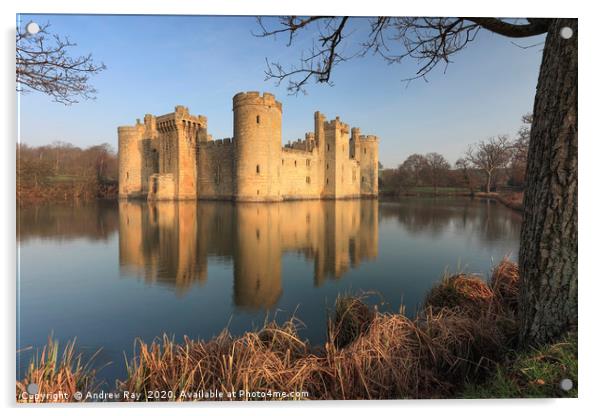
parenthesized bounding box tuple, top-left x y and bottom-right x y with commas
(424, 152, 451, 194)
(465, 135, 512, 193)
(16, 23, 106, 104)
(258, 17, 577, 345)
(508, 113, 532, 187)
(454, 157, 476, 194)
(399, 153, 428, 187)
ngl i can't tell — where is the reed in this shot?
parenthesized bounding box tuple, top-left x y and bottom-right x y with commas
(16, 337, 102, 403)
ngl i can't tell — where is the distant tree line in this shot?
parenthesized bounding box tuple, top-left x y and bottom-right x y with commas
(380, 114, 531, 196)
(17, 141, 118, 204)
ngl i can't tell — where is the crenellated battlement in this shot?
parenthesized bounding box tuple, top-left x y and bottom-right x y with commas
(282, 146, 313, 155)
(204, 137, 234, 147)
(153, 106, 208, 132)
(117, 125, 143, 135)
(360, 134, 379, 142)
(233, 91, 282, 111)
(324, 117, 350, 134)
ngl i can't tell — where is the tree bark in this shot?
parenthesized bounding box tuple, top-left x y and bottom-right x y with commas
(518, 18, 578, 346)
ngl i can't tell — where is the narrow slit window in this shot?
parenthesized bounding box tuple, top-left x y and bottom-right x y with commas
(256, 115, 260, 124)
(256, 164, 260, 174)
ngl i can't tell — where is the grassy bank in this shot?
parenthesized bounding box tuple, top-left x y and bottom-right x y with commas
(460, 332, 577, 398)
(473, 191, 524, 212)
(380, 186, 471, 197)
(16, 259, 576, 402)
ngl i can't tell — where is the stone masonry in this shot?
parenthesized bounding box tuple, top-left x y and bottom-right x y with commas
(118, 92, 379, 201)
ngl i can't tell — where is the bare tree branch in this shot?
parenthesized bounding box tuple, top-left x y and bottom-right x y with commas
(467, 18, 550, 38)
(257, 17, 551, 94)
(16, 23, 106, 105)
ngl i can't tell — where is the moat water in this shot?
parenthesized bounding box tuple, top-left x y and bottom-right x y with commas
(17, 197, 521, 385)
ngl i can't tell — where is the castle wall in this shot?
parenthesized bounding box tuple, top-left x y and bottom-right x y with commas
(197, 139, 235, 199)
(279, 148, 322, 199)
(148, 173, 176, 200)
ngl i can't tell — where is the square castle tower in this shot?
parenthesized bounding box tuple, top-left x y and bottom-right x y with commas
(118, 91, 379, 201)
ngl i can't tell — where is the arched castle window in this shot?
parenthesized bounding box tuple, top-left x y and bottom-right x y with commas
(364, 147, 367, 155)
(256, 164, 260, 174)
(126, 172, 129, 180)
(294, 160, 297, 167)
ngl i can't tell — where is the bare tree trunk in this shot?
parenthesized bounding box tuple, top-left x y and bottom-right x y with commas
(486, 172, 492, 193)
(519, 18, 578, 346)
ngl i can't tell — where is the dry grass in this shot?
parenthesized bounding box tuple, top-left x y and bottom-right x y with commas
(490, 257, 520, 311)
(423, 261, 520, 342)
(329, 293, 376, 349)
(17, 260, 524, 402)
(16, 337, 102, 403)
(118, 319, 327, 401)
(423, 273, 497, 317)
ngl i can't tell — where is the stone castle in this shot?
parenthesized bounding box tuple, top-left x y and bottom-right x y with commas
(118, 91, 379, 201)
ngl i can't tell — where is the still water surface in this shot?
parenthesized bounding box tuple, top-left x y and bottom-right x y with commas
(17, 197, 521, 384)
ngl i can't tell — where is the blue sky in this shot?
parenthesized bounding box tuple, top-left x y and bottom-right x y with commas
(17, 14, 544, 168)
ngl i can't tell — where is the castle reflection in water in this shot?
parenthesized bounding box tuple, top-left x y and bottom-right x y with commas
(118, 200, 379, 309)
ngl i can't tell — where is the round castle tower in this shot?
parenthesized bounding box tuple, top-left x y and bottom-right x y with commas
(233, 92, 282, 201)
(118, 123, 144, 198)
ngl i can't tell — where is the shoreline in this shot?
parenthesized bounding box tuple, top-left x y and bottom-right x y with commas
(16, 258, 575, 402)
